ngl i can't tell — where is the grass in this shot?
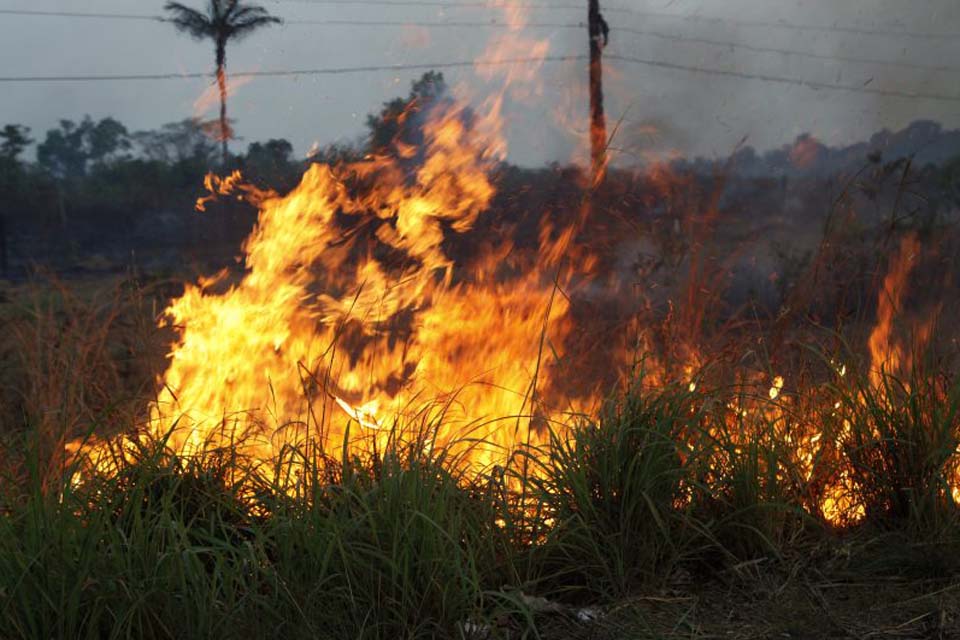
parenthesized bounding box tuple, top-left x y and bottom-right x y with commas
(1, 280, 959, 639)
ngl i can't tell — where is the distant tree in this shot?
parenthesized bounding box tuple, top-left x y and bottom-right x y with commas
(246, 138, 292, 165)
(37, 117, 130, 179)
(0, 124, 32, 162)
(0, 124, 32, 195)
(134, 118, 219, 166)
(36, 117, 130, 238)
(942, 154, 960, 208)
(244, 138, 297, 189)
(365, 71, 450, 155)
(306, 141, 361, 166)
(163, 0, 281, 166)
(0, 125, 31, 278)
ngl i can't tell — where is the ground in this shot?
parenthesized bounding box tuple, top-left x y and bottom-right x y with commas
(536, 571, 959, 639)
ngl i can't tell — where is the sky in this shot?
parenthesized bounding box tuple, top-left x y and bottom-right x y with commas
(0, 0, 958, 167)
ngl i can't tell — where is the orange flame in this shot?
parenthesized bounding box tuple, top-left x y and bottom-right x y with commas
(868, 233, 920, 388)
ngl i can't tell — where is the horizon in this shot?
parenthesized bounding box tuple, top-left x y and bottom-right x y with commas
(1, 0, 958, 167)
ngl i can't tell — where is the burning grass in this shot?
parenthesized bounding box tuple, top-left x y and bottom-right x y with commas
(1, 58, 958, 635)
(1, 161, 959, 637)
(1, 284, 959, 638)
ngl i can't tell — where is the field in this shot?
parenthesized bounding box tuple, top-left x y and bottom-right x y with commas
(1, 0, 959, 634)
(1, 70, 959, 640)
(1, 255, 959, 639)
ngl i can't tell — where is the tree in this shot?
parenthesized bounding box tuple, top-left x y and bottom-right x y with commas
(0, 125, 31, 278)
(37, 117, 130, 179)
(0, 124, 32, 162)
(134, 118, 219, 166)
(244, 138, 296, 189)
(0, 124, 32, 196)
(163, 0, 281, 166)
(246, 138, 292, 165)
(365, 71, 450, 156)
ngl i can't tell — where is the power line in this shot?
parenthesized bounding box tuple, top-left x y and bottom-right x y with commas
(269, 0, 960, 38)
(614, 26, 960, 75)
(286, 17, 575, 27)
(2, 8, 957, 77)
(0, 7, 549, 25)
(631, 10, 959, 41)
(5, 5, 958, 40)
(269, 0, 595, 11)
(605, 53, 960, 103)
(0, 54, 586, 83)
(276, 16, 582, 33)
(284, 19, 960, 75)
(0, 9, 160, 21)
(4, 8, 956, 75)
(0, 52, 956, 104)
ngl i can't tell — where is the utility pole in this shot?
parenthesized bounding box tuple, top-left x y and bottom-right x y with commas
(588, 0, 609, 187)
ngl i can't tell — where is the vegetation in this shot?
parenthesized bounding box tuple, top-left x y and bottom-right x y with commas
(0, 270, 959, 638)
(1, 74, 960, 638)
(1, 322, 958, 637)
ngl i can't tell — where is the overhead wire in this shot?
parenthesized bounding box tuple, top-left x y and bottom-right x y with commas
(0, 8, 160, 21)
(0, 52, 957, 104)
(1, 8, 956, 76)
(604, 53, 960, 103)
(4, 5, 958, 39)
(0, 5, 956, 101)
(266, 0, 960, 38)
(0, 54, 587, 82)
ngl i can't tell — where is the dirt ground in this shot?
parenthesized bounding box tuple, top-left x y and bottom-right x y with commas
(534, 560, 960, 639)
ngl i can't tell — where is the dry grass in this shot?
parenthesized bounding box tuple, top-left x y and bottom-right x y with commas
(0, 273, 958, 639)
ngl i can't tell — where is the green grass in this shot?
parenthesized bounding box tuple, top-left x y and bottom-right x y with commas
(1, 360, 958, 639)
(1, 281, 959, 638)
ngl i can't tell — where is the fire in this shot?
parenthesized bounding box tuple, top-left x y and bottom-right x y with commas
(813, 234, 925, 524)
(768, 376, 784, 400)
(68, 112, 948, 527)
(868, 233, 920, 389)
(138, 100, 579, 472)
(62, 7, 953, 531)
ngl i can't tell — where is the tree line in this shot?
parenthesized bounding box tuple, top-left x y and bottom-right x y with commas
(0, 71, 453, 277)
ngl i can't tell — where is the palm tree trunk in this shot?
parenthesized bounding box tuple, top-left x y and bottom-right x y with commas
(216, 39, 229, 166)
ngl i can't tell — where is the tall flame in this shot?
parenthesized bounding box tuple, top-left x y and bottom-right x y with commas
(65, 10, 951, 530)
(139, 86, 584, 477)
(868, 233, 920, 388)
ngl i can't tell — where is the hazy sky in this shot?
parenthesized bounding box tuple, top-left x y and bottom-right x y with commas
(1, 0, 958, 166)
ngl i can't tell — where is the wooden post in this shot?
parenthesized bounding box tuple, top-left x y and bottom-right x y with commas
(588, 0, 608, 187)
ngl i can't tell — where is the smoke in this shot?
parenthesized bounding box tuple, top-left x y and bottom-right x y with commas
(0, 0, 958, 166)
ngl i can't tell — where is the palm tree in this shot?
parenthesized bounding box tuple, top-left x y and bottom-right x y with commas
(164, 1, 281, 165)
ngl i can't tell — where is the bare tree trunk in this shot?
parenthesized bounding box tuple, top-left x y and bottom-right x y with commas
(216, 39, 229, 166)
(588, 0, 607, 187)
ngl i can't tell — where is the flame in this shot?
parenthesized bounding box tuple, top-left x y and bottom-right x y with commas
(813, 234, 922, 525)
(60, 72, 588, 483)
(769, 375, 784, 400)
(63, 7, 952, 531)
(868, 233, 920, 387)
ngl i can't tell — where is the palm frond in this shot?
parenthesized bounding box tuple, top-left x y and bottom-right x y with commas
(163, 1, 280, 41)
(228, 5, 273, 21)
(230, 14, 283, 39)
(163, 2, 215, 39)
